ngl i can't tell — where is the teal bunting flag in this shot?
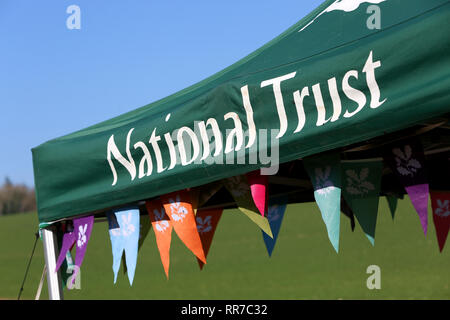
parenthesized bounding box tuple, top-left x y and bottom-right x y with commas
(303, 152, 342, 253)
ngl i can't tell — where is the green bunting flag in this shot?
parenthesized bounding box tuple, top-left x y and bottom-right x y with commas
(341, 196, 356, 232)
(223, 175, 273, 238)
(386, 195, 398, 220)
(342, 160, 383, 245)
(303, 152, 342, 253)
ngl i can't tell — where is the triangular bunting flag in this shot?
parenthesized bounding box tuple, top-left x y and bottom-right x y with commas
(342, 160, 383, 245)
(145, 199, 173, 278)
(107, 208, 140, 285)
(161, 190, 207, 264)
(223, 175, 273, 238)
(55, 223, 74, 289)
(341, 196, 356, 232)
(386, 195, 398, 220)
(430, 191, 450, 252)
(188, 188, 200, 216)
(188, 182, 223, 216)
(195, 208, 223, 270)
(54, 221, 77, 271)
(303, 153, 341, 253)
(197, 181, 223, 208)
(73, 216, 94, 270)
(246, 170, 268, 216)
(122, 212, 151, 275)
(262, 195, 288, 257)
(55, 216, 94, 287)
(384, 139, 429, 235)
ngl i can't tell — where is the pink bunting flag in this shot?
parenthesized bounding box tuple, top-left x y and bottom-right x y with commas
(430, 191, 450, 252)
(246, 170, 268, 216)
(55, 216, 94, 284)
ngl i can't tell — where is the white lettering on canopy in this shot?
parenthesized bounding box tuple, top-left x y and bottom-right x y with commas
(107, 51, 385, 186)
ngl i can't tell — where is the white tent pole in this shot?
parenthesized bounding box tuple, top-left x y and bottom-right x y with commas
(42, 227, 64, 300)
(35, 265, 47, 300)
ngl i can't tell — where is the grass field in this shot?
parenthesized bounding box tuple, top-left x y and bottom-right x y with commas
(0, 197, 448, 300)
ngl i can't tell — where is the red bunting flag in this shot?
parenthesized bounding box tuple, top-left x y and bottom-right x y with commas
(145, 199, 173, 278)
(246, 170, 268, 216)
(430, 191, 450, 252)
(161, 190, 207, 264)
(195, 208, 223, 270)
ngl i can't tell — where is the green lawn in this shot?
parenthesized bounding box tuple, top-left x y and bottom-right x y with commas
(0, 197, 448, 300)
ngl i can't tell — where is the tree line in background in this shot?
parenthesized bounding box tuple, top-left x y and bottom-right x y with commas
(0, 177, 36, 215)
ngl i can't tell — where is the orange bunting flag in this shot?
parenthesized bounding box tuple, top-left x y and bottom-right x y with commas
(161, 190, 207, 264)
(195, 208, 223, 270)
(246, 170, 268, 216)
(145, 199, 173, 279)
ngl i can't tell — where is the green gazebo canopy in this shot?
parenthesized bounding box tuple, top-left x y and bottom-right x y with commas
(32, 0, 450, 223)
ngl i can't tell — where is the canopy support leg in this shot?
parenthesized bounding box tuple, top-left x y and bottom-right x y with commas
(42, 227, 64, 300)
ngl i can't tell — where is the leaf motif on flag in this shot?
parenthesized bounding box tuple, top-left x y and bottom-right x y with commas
(316, 186, 335, 196)
(153, 209, 170, 232)
(404, 145, 412, 160)
(111, 228, 121, 237)
(225, 176, 248, 198)
(346, 169, 359, 181)
(77, 224, 87, 248)
(345, 168, 375, 195)
(268, 205, 281, 222)
(435, 199, 450, 217)
(168, 195, 189, 222)
(360, 168, 369, 181)
(393, 145, 421, 176)
(346, 186, 360, 195)
(314, 166, 335, 195)
(121, 212, 136, 237)
(196, 216, 212, 233)
(155, 222, 170, 232)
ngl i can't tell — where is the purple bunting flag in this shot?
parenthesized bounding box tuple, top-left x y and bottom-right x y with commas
(55, 216, 94, 285)
(384, 139, 429, 235)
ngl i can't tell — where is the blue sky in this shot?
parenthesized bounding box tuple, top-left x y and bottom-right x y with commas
(0, 0, 324, 187)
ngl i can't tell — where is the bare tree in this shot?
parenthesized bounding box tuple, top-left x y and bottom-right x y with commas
(0, 177, 37, 215)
